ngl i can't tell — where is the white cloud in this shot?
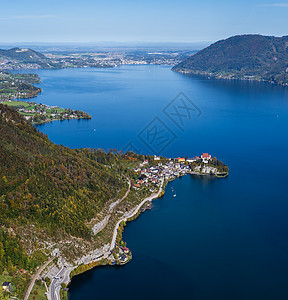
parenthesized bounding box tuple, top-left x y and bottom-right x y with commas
(261, 3, 288, 7)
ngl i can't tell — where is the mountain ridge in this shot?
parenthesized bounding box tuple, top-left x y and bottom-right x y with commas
(0, 47, 57, 69)
(172, 34, 288, 85)
(0, 47, 47, 61)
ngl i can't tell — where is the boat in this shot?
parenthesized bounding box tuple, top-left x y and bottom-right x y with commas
(173, 194, 176, 197)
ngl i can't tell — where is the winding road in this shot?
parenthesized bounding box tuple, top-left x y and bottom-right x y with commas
(48, 178, 164, 300)
(24, 257, 54, 300)
(93, 179, 131, 235)
(49, 179, 132, 300)
(110, 178, 164, 250)
(49, 266, 70, 300)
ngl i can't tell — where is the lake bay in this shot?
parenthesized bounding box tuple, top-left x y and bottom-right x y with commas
(21, 65, 288, 299)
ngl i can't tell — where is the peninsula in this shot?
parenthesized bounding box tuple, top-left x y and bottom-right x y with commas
(0, 104, 228, 299)
(1, 100, 91, 124)
(0, 72, 91, 124)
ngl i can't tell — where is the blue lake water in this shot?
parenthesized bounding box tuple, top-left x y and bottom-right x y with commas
(19, 65, 288, 299)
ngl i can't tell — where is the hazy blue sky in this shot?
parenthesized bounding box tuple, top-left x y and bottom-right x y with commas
(1, 0, 288, 43)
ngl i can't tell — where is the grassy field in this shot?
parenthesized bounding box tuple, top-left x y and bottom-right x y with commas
(19, 112, 35, 116)
(28, 282, 47, 300)
(2, 100, 30, 107)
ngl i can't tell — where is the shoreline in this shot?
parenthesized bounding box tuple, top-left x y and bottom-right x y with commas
(47, 178, 165, 300)
(1, 98, 92, 125)
(47, 170, 228, 300)
(109, 178, 164, 252)
(173, 69, 288, 87)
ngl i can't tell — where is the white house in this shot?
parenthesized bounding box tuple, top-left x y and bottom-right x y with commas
(186, 158, 196, 163)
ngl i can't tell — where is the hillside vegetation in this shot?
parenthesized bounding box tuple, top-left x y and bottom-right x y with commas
(0, 104, 127, 240)
(173, 34, 288, 85)
(0, 104, 146, 297)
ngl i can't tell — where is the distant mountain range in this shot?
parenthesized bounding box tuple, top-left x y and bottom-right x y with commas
(0, 46, 191, 70)
(173, 34, 288, 85)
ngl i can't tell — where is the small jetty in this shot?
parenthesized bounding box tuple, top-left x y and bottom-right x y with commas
(140, 201, 152, 212)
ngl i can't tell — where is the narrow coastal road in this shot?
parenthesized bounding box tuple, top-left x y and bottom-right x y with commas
(24, 257, 54, 300)
(93, 179, 131, 235)
(49, 178, 164, 300)
(110, 178, 164, 251)
(49, 179, 132, 300)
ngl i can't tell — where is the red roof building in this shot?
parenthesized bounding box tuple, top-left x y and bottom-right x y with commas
(122, 247, 130, 253)
(201, 153, 211, 160)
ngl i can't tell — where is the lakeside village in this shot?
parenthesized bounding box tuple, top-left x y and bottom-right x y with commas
(133, 153, 229, 191)
(109, 153, 229, 265)
(0, 99, 91, 124)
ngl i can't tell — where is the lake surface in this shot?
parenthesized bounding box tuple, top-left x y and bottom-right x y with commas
(21, 65, 288, 299)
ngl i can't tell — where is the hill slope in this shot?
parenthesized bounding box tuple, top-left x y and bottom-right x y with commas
(0, 47, 57, 69)
(0, 47, 47, 61)
(172, 34, 288, 85)
(0, 104, 126, 240)
(0, 104, 142, 296)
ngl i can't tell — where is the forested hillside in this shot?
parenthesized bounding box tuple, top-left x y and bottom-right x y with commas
(0, 104, 126, 240)
(173, 34, 288, 85)
(0, 104, 145, 297)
